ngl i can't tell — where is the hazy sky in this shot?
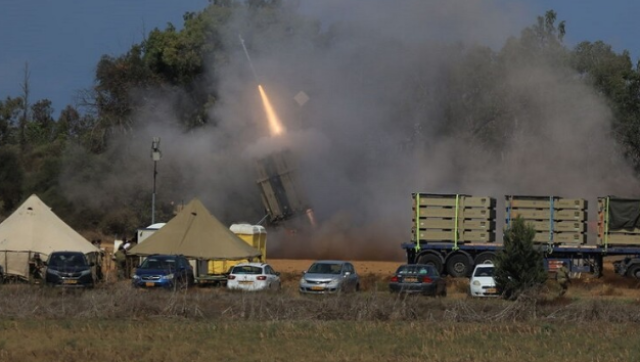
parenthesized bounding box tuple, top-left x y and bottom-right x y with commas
(1, 1, 639, 117)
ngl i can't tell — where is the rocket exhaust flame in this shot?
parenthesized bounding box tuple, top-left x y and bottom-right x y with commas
(258, 84, 285, 136)
(238, 35, 285, 137)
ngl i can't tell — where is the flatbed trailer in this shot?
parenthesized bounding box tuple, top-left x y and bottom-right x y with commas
(403, 241, 640, 279)
(405, 193, 640, 279)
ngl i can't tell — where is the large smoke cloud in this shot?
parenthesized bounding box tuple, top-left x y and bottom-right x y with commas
(64, 0, 639, 260)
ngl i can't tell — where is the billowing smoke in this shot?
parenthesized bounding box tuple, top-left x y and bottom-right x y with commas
(63, 0, 639, 260)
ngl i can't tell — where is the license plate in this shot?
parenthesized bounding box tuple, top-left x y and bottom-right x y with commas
(239, 281, 253, 284)
(311, 286, 325, 291)
(63, 280, 77, 285)
(404, 277, 418, 283)
(486, 288, 497, 294)
(145, 282, 155, 287)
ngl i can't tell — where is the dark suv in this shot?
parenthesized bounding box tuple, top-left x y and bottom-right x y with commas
(45, 251, 95, 288)
(132, 254, 194, 289)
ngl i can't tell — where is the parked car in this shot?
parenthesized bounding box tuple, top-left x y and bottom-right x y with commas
(44, 251, 95, 288)
(389, 264, 446, 296)
(132, 254, 194, 289)
(299, 260, 360, 294)
(469, 263, 499, 297)
(226, 263, 281, 291)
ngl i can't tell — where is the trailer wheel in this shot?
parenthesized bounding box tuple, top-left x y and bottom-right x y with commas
(446, 254, 471, 278)
(627, 265, 640, 279)
(474, 252, 496, 266)
(417, 254, 443, 274)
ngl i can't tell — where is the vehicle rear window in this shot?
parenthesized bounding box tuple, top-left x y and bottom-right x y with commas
(308, 263, 342, 274)
(141, 258, 176, 270)
(231, 266, 263, 275)
(473, 267, 494, 277)
(48, 253, 88, 267)
(396, 265, 435, 276)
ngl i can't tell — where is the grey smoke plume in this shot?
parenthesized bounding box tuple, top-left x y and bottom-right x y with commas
(64, 0, 639, 259)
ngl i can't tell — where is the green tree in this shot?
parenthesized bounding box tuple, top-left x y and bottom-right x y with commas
(572, 40, 640, 169)
(0, 97, 24, 144)
(501, 10, 567, 66)
(27, 99, 55, 144)
(56, 105, 80, 141)
(0, 148, 25, 212)
(494, 217, 547, 300)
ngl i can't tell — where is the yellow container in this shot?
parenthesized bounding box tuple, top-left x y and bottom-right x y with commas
(206, 224, 267, 275)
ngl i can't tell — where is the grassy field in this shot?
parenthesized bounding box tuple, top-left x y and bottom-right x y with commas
(0, 319, 639, 361)
(0, 264, 639, 361)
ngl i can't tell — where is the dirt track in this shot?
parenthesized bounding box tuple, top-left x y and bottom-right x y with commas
(268, 259, 401, 276)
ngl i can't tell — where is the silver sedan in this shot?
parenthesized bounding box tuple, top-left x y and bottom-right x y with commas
(299, 260, 360, 294)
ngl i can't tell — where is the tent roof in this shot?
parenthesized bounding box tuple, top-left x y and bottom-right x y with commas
(128, 198, 261, 260)
(0, 194, 99, 255)
(0, 194, 99, 278)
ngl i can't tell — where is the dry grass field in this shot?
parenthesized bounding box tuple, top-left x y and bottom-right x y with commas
(0, 259, 639, 361)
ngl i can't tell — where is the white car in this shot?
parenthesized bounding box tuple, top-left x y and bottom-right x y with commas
(469, 263, 499, 297)
(227, 263, 281, 291)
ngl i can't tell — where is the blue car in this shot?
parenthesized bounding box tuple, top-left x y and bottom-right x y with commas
(132, 254, 194, 289)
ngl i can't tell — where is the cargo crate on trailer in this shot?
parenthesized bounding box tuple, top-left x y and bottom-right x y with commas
(412, 193, 496, 245)
(597, 196, 640, 247)
(505, 195, 588, 246)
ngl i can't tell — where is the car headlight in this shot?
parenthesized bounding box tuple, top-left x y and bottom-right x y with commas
(132, 275, 141, 280)
(472, 280, 481, 286)
(162, 274, 174, 280)
(47, 268, 60, 275)
(80, 269, 92, 276)
(327, 279, 340, 286)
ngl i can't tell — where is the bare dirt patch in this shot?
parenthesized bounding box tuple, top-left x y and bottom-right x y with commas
(268, 259, 401, 276)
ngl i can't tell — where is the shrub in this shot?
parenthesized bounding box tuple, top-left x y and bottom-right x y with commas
(494, 216, 547, 300)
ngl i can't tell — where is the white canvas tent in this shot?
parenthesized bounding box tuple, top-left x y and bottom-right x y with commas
(0, 194, 100, 280)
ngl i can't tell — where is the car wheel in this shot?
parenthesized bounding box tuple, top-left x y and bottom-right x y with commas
(176, 276, 188, 291)
(627, 265, 640, 279)
(355, 283, 360, 292)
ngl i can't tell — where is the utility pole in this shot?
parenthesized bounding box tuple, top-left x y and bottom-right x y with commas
(151, 137, 162, 224)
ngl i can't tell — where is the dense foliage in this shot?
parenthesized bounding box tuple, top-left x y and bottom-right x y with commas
(1, 3, 640, 236)
(494, 217, 548, 300)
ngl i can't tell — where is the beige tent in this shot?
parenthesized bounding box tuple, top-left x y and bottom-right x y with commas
(0, 194, 100, 279)
(128, 198, 261, 260)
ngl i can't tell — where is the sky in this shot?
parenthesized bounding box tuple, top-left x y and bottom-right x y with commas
(1, 1, 639, 117)
(0, 0, 209, 116)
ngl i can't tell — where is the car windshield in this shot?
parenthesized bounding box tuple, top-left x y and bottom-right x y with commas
(48, 253, 88, 268)
(140, 257, 176, 270)
(231, 266, 263, 275)
(396, 265, 436, 276)
(307, 263, 342, 274)
(474, 267, 494, 277)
